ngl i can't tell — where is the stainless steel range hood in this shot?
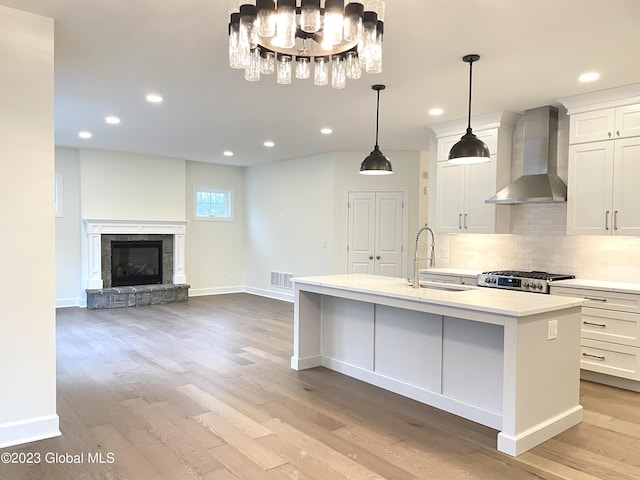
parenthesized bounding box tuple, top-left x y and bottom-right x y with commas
(486, 106, 566, 204)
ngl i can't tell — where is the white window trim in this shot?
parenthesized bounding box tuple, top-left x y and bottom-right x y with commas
(193, 184, 234, 222)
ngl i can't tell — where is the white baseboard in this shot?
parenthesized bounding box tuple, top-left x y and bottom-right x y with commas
(243, 286, 294, 303)
(0, 414, 61, 449)
(56, 298, 82, 308)
(188, 286, 244, 297)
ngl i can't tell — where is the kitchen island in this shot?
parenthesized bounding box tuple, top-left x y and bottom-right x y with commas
(291, 274, 584, 456)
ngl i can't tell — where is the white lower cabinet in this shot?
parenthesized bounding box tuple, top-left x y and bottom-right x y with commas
(551, 284, 640, 387)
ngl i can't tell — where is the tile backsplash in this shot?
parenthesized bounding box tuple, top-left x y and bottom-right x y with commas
(443, 203, 640, 282)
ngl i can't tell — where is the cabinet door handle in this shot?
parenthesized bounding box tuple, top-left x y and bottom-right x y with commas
(463, 213, 468, 230)
(584, 296, 607, 302)
(608, 132, 612, 138)
(369, 255, 374, 260)
(458, 213, 462, 230)
(376, 255, 381, 260)
(583, 321, 607, 328)
(605, 210, 610, 230)
(582, 352, 606, 361)
(614, 210, 619, 230)
(616, 130, 620, 137)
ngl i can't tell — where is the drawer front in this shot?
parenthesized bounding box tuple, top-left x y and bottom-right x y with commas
(551, 286, 640, 314)
(581, 338, 640, 380)
(581, 307, 640, 347)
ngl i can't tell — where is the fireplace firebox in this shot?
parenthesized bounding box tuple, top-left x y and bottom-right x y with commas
(111, 240, 163, 287)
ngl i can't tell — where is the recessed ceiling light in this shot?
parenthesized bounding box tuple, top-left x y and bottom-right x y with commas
(78, 131, 92, 139)
(105, 115, 120, 125)
(264, 141, 275, 147)
(146, 93, 164, 103)
(223, 150, 234, 157)
(428, 108, 444, 116)
(578, 72, 600, 83)
(321, 127, 333, 135)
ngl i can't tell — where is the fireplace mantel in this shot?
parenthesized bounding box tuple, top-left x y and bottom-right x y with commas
(84, 219, 188, 289)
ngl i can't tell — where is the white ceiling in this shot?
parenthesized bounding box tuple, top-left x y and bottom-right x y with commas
(3, 0, 640, 167)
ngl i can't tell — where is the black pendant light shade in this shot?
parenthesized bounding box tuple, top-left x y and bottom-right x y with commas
(360, 84, 393, 175)
(448, 54, 491, 165)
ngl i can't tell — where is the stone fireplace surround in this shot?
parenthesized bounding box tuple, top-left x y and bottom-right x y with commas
(83, 219, 189, 308)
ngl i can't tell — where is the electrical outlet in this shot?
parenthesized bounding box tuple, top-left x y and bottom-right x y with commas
(547, 320, 558, 340)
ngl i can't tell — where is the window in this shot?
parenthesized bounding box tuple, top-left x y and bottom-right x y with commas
(194, 185, 233, 221)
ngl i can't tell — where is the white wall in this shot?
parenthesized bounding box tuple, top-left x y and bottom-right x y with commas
(244, 153, 336, 299)
(332, 150, 422, 276)
(55, 148, 82, 306)
(0, 6, 59, 447)
(244, 150, 421, 299)
(80, 149, 186, 220)
(185, 161, 246, 296)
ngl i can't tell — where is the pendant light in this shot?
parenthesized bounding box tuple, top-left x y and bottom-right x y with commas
(448, 54, 491, 164)
(360, 84, 393, 175)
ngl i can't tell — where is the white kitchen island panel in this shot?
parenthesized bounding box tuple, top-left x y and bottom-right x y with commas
(321, 296, 374, 371)
(442, 317, 504, 415)
(292, 274, 584, 457)
(374, 306, 442, 392)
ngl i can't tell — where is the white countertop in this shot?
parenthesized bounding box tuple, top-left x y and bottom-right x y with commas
(551, 278, 640, 295)
(294, 274, 583, 317)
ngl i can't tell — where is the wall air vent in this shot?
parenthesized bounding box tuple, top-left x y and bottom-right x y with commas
(270, 271, 294, 289)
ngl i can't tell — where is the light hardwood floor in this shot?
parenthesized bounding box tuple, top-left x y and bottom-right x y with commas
(1, 293, 639, 479)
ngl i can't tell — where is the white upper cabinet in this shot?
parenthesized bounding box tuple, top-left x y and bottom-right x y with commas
(561, 85, 640, 236)
(569, 104, 640, 144)
(431, 112, 518, 235)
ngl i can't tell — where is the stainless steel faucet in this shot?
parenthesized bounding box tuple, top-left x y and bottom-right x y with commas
(413, 226, 435, 288)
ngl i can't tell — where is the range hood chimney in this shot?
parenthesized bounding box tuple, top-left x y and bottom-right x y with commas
(486, 106, 566, 204)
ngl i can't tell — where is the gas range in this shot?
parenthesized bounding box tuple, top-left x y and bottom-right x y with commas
(477, 270, 575, 294)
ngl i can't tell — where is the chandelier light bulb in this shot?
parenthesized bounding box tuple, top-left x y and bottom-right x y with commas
(300, 0, 321, 33)
(343, 2, 364, 42)
(314, 57, 329, 86)
(256, 0, 276, 37)
(260, 50, 275, 74)
(296, 56, 311, 79)
(277, 55, 292, 84)
(332, 56, 346, 89)
(245, 48, 261, 81)
(323, 0, 345, 46)
(275, 0, 296, 48)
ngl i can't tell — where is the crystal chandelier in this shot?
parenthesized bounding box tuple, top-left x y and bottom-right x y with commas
(228, 1, 385, 88)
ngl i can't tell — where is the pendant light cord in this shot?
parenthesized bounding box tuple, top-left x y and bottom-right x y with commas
(466, 58, 473, 132)
(375, 88, 381, 148)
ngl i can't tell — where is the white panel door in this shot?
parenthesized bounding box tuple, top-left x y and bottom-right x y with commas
(347, 191, 404, 277)
(348, 192, 376, 274)
(613, 137, 640, 235)
(375, 192, 404, 277)
(567, 142, 614, 235)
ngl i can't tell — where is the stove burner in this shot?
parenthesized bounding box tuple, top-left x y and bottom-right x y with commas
(477, 270, 575, 294)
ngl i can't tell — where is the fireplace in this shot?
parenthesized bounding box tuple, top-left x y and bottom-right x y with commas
(111, 240, 163, 286)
